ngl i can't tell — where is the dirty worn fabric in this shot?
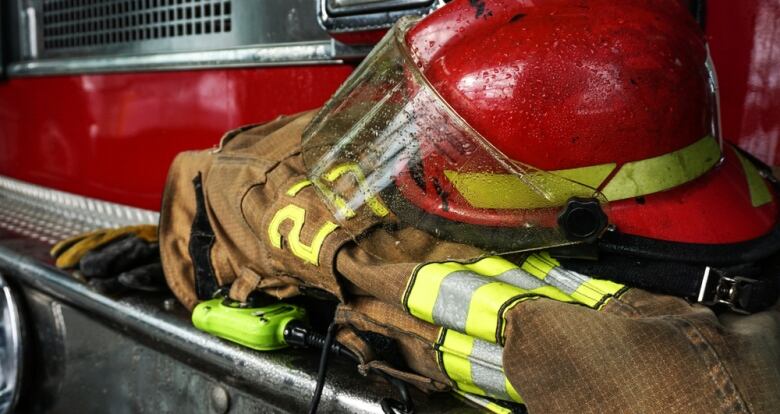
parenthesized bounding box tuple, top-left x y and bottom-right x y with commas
(335, 297, 452, 393)
(502, 290, 780, 413)
(337, 274, 780, 413)
(160, 111, 353, 309)
(159, 111, 780, 413)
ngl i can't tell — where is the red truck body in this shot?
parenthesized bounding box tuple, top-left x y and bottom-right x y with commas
(0, 66, 352, 210)
(0, 2, 778, 413)
(1, 1, 778, 210)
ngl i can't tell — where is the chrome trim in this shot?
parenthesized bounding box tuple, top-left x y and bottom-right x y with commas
(0, 246, 473, 413)
(24, 6, 38, 58)
(705, 44, 723, 148)
(317, 0, 443, 34)
(7, 0, 374, 76)
(8, 40, 371, 76)
(0, 175, 157, 244)
(327, 0, 434, 17)
(0, 274, 24, 414)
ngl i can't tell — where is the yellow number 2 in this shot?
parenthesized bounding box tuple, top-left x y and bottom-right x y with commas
(267, 204, 339, 266)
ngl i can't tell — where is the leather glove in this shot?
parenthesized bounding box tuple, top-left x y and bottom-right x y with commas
(50, 225, 166, 293)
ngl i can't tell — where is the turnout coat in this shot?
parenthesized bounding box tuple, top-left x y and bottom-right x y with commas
(160, 111, 780, 413)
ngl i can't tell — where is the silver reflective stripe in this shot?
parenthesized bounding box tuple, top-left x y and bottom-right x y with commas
(432, 271, 491, 332)
(495, 268, 546, 291)
(439, 329, 521, 403)
(430, 267, 543, 334)
(469, 338, 512, 401)
(520, 252, 626, 308)
(544, 266, 588, 296)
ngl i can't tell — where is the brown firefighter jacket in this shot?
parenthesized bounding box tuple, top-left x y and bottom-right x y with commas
(160, 111, 780, 413)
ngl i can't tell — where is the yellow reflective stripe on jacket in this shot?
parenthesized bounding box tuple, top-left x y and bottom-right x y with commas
(445, 135, 720, 208)
(734, 150, 773, 207)
(521, 252, 625, 309)
(437, 329, 523, 404)
(404, 254, 626, 343)
(404, 256, 568, 343)
(454, 390, 519, 414)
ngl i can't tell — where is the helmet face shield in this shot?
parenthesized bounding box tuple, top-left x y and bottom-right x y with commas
(302, 17, 608, 260)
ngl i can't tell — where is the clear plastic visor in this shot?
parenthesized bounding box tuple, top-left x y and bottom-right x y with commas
(301, 16, 608, 261)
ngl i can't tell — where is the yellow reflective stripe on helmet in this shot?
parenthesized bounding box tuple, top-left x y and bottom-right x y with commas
(601, 135, 720, 201)
(445, 135, 720, 208)
(443, 167, 606, 210)
(734, 150, 773, 207)
(521, 252, 624, 309)
(552, 163, 618, 187)
(438, 329, 523, 404)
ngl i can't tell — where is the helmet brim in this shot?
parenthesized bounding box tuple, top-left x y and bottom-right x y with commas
(608, 145, 778, 245)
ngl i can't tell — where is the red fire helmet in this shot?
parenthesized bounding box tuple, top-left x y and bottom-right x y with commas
(407, 0, 778, 245)
(302, 0, 778, 259)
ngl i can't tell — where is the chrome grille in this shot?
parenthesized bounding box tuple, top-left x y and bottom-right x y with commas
(42, 0, 232, 50)
(8, 0, 373, 75)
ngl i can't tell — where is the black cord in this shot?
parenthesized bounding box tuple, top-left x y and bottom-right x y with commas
(375, 371, 414, 414)
(284, 321, 415, 414)
(328, 345, 413, 413)
(308, 321, 338, 414)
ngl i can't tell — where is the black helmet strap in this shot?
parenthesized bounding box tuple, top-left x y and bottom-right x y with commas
(558, 252, 779, 314)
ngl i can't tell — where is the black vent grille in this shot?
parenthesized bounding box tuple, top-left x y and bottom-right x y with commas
(42, 0, 232, 50)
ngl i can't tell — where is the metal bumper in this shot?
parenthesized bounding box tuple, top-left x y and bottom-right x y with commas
(0, 176, 472, 413)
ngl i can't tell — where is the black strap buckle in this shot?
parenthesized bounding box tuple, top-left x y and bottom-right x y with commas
(699, 266, 759, 314)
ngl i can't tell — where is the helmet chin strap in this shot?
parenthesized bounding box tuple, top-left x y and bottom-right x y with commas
(557, 253, 779, 314)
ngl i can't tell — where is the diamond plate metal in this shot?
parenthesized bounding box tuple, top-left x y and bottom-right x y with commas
(0, 175, 158, 244)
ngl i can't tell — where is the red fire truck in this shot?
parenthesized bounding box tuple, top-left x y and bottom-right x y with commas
(0, 0, 778, 412)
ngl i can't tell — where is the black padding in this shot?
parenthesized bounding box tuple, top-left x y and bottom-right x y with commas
(189, 173, 220, 300)
(355, 330, 408, 371)
(598, 226, 780, 266)
(559, 254, 779, 313)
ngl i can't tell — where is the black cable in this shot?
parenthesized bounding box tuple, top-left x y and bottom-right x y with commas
(330, 344, 413, 413)
(375, 370, 414, 414)
(284, 321, 415, 414)
(308, 321, 338, 414)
